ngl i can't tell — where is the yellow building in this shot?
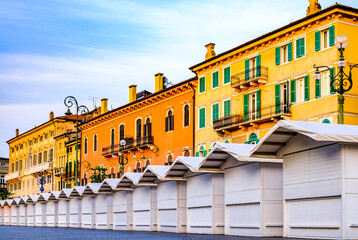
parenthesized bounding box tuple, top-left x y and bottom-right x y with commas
(5, 112, 78, 197)
(190, 2, 358, 155)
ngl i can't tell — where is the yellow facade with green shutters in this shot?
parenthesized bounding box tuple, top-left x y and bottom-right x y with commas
(190, 4, 358, 156)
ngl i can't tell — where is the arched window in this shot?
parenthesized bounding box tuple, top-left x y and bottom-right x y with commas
(84, 138, 88, 154)
(322, 119, 331, 123)
(49, 149, 53, 161)
(43, 151, 48, 162)
(82, 171, 88, 186)
(136, 119, 142, 139)
(246, 133, 259, 144)
(144, 118, 152, 136)
(145, 160, 151, 167)
(111, 129, 115, 146)
(33, 155, 37, 166)
(93, 135, 98, 151)
(119, 125, 125, 140)
(38, 152, 42, 164)
(198, 146, 207, 157)
(167, 155, 173, 165)
(165, 110, 174, 132)
(136, 162, 141, 173)
(184, 150, 190, 156)
(184, 105, 190, 126)
(111, 167, 115, 178)
(225, 140, 230, 143)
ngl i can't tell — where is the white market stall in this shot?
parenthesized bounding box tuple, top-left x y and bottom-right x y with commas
(198, 143, 283, 237)
(57, 189, 72, 228)
(107, 179, 133, 231)
(10, 198, 20, 226)
(3, 199, 12, 225)
(251, 120, 358, 239)
(18, 197, 28, 226)
(35, 193, 49, 227)
(81, 184, 100, 229)
(69, 186, 86, 228)
(0, 200, 4, 225)
(166, 156, 225, 235)
(25, 195, 39, 226)
(46, 191, 60, 227)
(95, 181, 114, 230)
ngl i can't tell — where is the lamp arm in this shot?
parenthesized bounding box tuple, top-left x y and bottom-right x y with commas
(78, 105, 90, 115)
(313, 64, 331, 73)
(349, 64, 358, 77)
(64, 96, 78, 109)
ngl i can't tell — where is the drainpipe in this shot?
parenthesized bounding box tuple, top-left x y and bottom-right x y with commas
(188, 82, 196, 157)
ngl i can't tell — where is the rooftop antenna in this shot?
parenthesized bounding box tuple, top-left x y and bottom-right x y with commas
(88, 96, 98, 109)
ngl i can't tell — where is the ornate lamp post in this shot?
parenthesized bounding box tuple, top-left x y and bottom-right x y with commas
(39, 168, 45, 193)
(118, 139, 129, 178)
(313, 35, 357, 124)
(64, 96, 90, 186)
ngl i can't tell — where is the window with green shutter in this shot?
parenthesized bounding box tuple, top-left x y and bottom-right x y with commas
(224, 67, 231, 84)
(256, 90, 261, 118)
(315, 31, 321, 51)
(329, 25, 335, 46)
(199, 108, 205, 128)
(199, 77, 205, 93)
(315, 78, 321, 98)
(288, 42, 292, 61)
(245, 59, 250, 81)
(304, 75, 310, 101)
(224, 100, 231, 117)
(212, 71, 219, 88)
(275, 84, 281, 114)
(243, 94, 249, 122)
(212, 103, 219, 124)
(290, 79, 296, 103)
(296, 38, 305, 58)
(275, 47, 280, 65)
(256, 55, 261, 77)
(330, 67, 336, 94)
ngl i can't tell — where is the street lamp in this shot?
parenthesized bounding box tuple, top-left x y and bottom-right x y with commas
(39, 169, 45, 193)
(64, 96, 90, 186)
(313, 35, 357, 124)
(118, 139, 129, 178)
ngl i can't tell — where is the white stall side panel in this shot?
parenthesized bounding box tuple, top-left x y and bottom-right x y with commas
(284, 144, 341, 200)
(113, 191, 133, 231)
(158, 209, 177, 233)
(58, 200, 69, 228)
(81, 196, 95, 229)
(157, 181, 178, 210)
(133, 210, 151, 231)
(26, 204, 34, 226)
(19, 205, 27, 226)
(187, 174, 213, 208)
(227, 203, 260, 236)
(261, 202, 283, 237)
(69, 198, 82, 228)
(133, 187, 151, 211)
(35, 203, 46, 227)
(286, 197, 342, 239)
(3, 206, 10, 225)
(0, 207, 3, 225)
(10, 206, 18, 226)
(188, 207, 213, 234)
(225, 163, 261, 205)
(46, 201, 58, 227)
(95, 194, 113, 230)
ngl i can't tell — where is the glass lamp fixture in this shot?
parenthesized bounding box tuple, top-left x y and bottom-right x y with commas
(118, 152, 122, 156)
(335, 35, 348, 49)
(120, 139, 126, 146)
(337, 59, 347, 68)
(313, 71, 322, 80)
(133, 154, 136, 158)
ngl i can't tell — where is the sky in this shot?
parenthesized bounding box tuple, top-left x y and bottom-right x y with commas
(0, 0, 357, 157)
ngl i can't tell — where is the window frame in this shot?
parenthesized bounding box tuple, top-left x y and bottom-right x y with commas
(199, 76, 206, 93)
(223, 66, 231, 85)
(212, 103, 219, 125)
(212, 71, 219, 89)
(184, 104, 190, 127)
(199, 107, 206, 129)
(223, 99, 231, 117)
(93, 134, 98, 152)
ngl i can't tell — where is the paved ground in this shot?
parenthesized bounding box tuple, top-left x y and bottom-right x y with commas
(0, 226, 294, 240)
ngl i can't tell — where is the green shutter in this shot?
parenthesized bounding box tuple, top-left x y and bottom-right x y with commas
(212, 71, 219, 88)
(315, 31, 321, 51)
(224, 67, 230, 84)
(275, 47, 280, 65)
(243, 94, 249, 122)
(256, 90, 261, 119)
(199, 108, 205, 128)
(290, 79, 296, 103)
(329, 25, 335, 46)
(212, 103, 219, 123)
(203, 150, 207, 157)
(300, 38, 305, 57)
(245, 59, 250, 81)
(256, 55, 261, 77)
(195, 151, 199, 157)
(315, 79, 321, 98)
(330, 67, 336, 94)
(199, 77, 205, 93)
(224, 100, 231, 117)
(288, 42, 292, 61)
(275, 84, 281, 114)
(304, 75, 310, 101)
(296, 39, 300, 58)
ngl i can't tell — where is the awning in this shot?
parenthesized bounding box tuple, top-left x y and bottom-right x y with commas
(137, 165, 171, 185)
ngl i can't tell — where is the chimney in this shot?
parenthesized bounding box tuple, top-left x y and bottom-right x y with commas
(155, 73, 164, 92)
(49, 111, 54, 121)
(307, 0, 321, 16)
(129, 85, 137, 103)
(16, 128, 19, 137)
(101, 98, 108, 114)
(205, 43, 216, 60)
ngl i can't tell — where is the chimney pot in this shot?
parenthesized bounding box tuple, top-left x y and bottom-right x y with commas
(205, 43, 216, 60)
(129, 85, 137, 103)
(49, 111, 54, 121)
(16, 128, 19, 137)
(155, 73, 164, 92)
(101, 98, 108, 114)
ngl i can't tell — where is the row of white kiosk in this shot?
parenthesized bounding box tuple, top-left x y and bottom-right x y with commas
(1, 120, 358, 239)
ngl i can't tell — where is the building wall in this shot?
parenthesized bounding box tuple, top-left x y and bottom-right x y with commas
(191, 6, 358, 154)
(0, 158, 9, 194)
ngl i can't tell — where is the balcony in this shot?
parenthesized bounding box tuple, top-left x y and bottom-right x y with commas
(0, 183, 7, 192)
(26, 161, 51, 175)
(64, 171, 75, 179)
(231, 66, 268, 90)
(55, 167, 65, 176)
(5, 171, 21, 182)
(214, 103, 291, 132)
(102, 136, 154, 157)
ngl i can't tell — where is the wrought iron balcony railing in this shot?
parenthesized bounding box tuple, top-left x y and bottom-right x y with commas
(102, 136, 154, 156)
(231, 66, 268, 89)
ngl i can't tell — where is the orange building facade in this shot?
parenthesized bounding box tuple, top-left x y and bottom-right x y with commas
(79, 74, 197, 181)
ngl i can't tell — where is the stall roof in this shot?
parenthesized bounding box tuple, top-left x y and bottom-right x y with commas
(49, 191, 61, 200)
(165, 157, 204, 179)
(59, 189, 73, 198)
(251, 120, 358, 156)
(69, 186, 86, 197)
(0, 200, 5, 207)
(102, 179, 121, 191)
(116, 173, 142, 189)
(20, 197, 28, 204)
(137, 166, 171, 185)
(83, 183, 102, 195)
(198, 143, 282, 171)
(38, 193, 51, 202)
(27, 195, 40, 203)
